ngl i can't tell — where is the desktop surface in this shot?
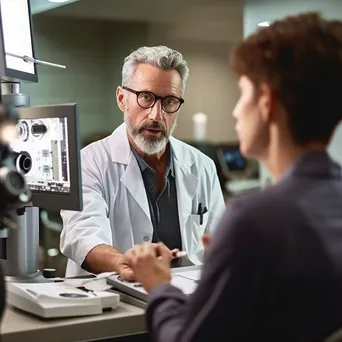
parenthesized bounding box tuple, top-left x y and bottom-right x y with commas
(2, 301, 145, 342)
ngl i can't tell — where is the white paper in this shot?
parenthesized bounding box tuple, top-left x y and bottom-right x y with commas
(64, 271, 116, 288)
(84, 279, 112, 291)
(176, 270, 201, 281)
(171, 275, 198, 295)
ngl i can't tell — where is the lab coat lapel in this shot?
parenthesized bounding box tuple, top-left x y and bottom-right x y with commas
(171, 138, 198, 241)
(120, 158, 151, 220)
(109, 123, 150, 220)
(175, 162, 198, 236)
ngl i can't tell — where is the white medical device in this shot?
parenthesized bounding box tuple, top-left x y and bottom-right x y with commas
(7, 273, 120, 318)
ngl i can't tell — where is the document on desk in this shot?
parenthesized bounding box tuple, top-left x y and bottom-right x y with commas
(176, 270, 201, 281)
(171, 275, 198, 295)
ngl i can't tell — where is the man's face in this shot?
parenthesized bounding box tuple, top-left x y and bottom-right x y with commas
(233, 76, 270, 159)
(117, 64, 183, 155)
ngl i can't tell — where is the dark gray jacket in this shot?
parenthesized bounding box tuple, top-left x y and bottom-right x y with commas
(147, 150, 342, 342)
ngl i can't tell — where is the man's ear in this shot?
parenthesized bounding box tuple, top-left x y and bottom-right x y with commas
(258, 83, 276, 123)
(116, 86, 126, 113)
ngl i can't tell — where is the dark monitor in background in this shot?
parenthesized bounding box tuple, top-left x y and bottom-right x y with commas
(0, 0, 37, 82)
(216, 145, 247, 179)
(10, 104, 82, 211)
(222, 149, 247, 171)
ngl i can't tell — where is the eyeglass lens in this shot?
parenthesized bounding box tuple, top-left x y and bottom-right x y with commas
(137, 92, 181, 113)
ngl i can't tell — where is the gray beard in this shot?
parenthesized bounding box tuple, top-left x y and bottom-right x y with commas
(124, 114, 177, 155)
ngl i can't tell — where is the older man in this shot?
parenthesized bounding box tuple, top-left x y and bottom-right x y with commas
(60, 45, 225, 278)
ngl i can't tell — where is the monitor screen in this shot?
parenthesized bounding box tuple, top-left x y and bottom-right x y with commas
(11, 117, 70, 193)
(223, 149, 246, 171)
(0, 0, 37, 82)
(9, 104, 82, 211)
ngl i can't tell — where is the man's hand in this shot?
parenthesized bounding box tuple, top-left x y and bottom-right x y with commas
(124, 243, 172, 293)
(118, 244, 178, 282)
(116, 254, 135, 281)
(170, 248, 180, 259)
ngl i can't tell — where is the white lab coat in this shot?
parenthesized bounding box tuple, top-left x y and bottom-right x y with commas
(60, 123, 225, 277)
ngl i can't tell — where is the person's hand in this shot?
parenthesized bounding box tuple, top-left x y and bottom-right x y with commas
(202, 233, 212, 249)
(170, 248, 180, 259)
(154, 244, 180, 261)
(117, 243, 176, 281)
(124, 243, 172, 293)
(116, 254, 135, 281)
(202, 233, 212, 259)
(118, 244, 177, 282)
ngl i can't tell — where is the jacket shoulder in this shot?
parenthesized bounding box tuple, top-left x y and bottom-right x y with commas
(229, 179, 302, 225)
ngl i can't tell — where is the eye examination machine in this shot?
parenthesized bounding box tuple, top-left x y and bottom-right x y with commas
(0, 0, 202, 323)
(0, 0, 120, 318)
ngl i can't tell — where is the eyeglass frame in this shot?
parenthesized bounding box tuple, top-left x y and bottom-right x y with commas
(122, 86, 185, 114)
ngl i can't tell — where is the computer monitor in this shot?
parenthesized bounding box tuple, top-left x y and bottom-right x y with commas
(9, 103, 82, 211)
(0, 0, 38, 82)
(216, 145, 247, 180)
(222, 149, 247, 171)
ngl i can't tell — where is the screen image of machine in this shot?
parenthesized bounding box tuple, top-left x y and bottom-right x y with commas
(0, 0, 81, 283)
(9, 104, 82, 211)
(11, 117, 70, 193)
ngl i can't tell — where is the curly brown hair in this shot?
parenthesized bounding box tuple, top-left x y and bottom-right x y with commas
(231, 12, 342, 145)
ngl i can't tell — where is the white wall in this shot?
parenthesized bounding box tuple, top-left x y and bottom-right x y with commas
(243, 0, 342, 184)
(149, 23, 240, 143)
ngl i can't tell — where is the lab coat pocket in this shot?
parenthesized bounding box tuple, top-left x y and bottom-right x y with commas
(190, 213, 209, 230)
(189, 213, 209, 255)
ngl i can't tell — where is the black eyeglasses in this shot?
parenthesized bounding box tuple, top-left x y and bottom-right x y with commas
(122, 86, 184, 114)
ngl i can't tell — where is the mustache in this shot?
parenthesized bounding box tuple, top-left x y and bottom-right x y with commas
(138, 121, 166, 134)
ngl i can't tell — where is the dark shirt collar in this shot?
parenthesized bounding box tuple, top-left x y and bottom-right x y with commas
(130, 144, 175, 178)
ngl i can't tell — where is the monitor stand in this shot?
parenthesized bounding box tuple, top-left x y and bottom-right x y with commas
(0, 206, 48, 283)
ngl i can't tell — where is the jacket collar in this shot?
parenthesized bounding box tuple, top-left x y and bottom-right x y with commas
(285, 150, 341, 180)
(108, 123, 195, 170)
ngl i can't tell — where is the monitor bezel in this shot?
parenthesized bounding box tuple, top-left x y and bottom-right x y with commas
(16, 103, 82, 211)
(0, 0, 38, 83)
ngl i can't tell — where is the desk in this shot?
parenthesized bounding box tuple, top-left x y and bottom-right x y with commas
(1, 302, 146, 342)
(226, 179, 261, 196)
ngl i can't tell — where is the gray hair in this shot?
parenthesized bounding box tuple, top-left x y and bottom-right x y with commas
(122, 45, 189, 95)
